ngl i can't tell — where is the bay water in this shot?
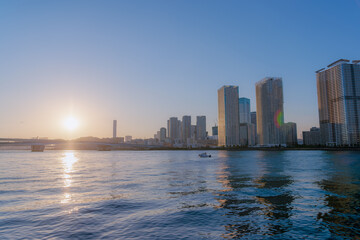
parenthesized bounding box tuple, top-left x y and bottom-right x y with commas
(0, 150, 359, 239)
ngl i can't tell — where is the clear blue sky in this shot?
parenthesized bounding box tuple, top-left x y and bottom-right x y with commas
(1, 0, 360, 139)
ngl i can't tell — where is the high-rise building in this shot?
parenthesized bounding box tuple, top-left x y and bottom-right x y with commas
(160, 127, 166, 142)
(239, 98, 251, 123)
(316, 59, 360, 146)
(218, 86, 240, 146)
(212, 125, 218, 136)
(113, 120, 117, 139)
(182, 116, 191, 143)
(178, 120, 182, 140)
(168, 117, 179, 140)
(239, 98, 253, 146)
(155, 131, 160, 140)
(250, 112, 256, 125)
(191, 125, 197, 139)
(256, 77, 284, 145)
(250, 111, 258, 144)
(167, 120, 170, 138)
(282, 122, 298, 146)
(303, 127, 321, 146)
(239, 123, 256, 146)
(196, 116, 206, 140)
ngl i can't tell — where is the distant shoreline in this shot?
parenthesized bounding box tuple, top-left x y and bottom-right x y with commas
(107, 147, 360, 151)
(1, 146, 360, 151)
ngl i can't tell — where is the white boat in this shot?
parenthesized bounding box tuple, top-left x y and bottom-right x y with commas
(199, 152, 211, 158)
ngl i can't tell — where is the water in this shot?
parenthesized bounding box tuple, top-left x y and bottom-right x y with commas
(0, 150, 360, 239)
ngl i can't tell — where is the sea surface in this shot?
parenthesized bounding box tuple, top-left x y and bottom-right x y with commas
(0, 150, 360, 239)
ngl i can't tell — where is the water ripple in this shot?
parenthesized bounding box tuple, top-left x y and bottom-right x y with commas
(0, 150, 359, 239)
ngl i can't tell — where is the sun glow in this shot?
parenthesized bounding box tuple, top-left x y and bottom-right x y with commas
(63, 116, 79, 131)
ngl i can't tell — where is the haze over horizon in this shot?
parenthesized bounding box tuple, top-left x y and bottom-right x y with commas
(1, 0, 360, 139)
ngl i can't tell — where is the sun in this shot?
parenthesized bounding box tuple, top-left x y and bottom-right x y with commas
(63, 116, 79, 131)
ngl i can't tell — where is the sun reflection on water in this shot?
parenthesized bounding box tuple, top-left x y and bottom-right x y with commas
(62, 151, 78, 174)
(61, 193, 71, 204)
(61, 151, 78, 204)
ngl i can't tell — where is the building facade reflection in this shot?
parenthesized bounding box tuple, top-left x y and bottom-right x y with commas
(215, 151, 295, 238)
(316, 152, 360, 238)
(215, 151, 261, 238)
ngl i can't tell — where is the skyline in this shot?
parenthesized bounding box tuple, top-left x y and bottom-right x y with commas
(1, 1, 360, 139)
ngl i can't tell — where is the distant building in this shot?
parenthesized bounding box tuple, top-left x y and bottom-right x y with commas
(239, 98, 254, 146)
(256, 77, 284, 145)
(282, 122, 298, 146)
(239, 123, 256, 146)
(196, 116, 206, 140)
(132, 138, 144, 145)
(250, 111, 258, 144)
(168, 117, 179, 140)
(218, 86, 240, 146)
(302, 127, 321, 146)
(160, 127, 166, 142)
(248, 124, 256, 146)
(191, 125, 197, 139)
(167, 120, 169, 137)
(145, 138, 157, 145)
(177, 119, 182, 141)
(113, 120, 117, 139)
(250, 112, 256, 125)
(316, 59, 360, 146)
(125, 135, 132, 143)
(155, 131, 160, 141)
(182, 116, 191, 143)
(111, 137, 124, 144)
(239, 98, 251, 123)
(212, 125, 218, 136)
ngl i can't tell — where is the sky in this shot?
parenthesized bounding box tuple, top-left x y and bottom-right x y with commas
(1, 0, 360, 139)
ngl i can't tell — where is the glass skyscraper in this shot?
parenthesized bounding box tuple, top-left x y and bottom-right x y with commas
(255, 77, 284, 145)
(316, 59, 360, 146)
(238, 97, 255, 146)
(239, 98, 251, 123)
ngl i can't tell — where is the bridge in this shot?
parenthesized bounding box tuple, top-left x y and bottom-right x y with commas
(0, 138, 167, 150)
